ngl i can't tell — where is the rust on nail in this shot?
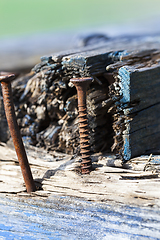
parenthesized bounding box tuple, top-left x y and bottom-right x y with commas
(0, 72, 36, 193)
(70, 77, 93, 174)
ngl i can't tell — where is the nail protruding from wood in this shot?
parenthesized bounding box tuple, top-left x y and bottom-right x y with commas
(0, 72, 36, 193)
(70, 77, 93, 174)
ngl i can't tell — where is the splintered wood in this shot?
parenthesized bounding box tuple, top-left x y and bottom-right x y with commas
(0, 143, 160, 206)
(1, 34, 160, 162)
(107, 50, 160, 160)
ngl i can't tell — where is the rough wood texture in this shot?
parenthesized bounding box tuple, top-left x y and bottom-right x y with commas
(107, 50, 160, 161)
(11, 44, 120, 154)
(2, 33, 160, 161)
(0, 143, 160, 207)
(123, 66, 160, 158)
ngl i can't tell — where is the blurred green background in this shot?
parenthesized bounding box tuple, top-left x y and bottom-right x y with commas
(0, 0, 160, 37)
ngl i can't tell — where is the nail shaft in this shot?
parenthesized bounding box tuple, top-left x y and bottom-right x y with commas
(70, 77, 93, 174)
(0, 72, 36, 193)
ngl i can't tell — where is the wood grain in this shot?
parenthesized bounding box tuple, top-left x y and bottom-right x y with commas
(1, 33, 160, 162)
(0, 143, 160, 207)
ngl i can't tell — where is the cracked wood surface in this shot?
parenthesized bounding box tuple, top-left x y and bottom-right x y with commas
(1, 34, 160, 160)
(0, 143, 160, 207)
(111, 64, 160, 160)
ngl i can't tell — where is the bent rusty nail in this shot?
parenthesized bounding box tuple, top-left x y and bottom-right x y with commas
(0, 72, 36, 193)
(70, 77, 93, 174)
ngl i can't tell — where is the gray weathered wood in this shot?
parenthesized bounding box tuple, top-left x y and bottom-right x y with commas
(3, 33, 160, 161)
(110, 64, 160, 160)
(0, 143, 160, 206)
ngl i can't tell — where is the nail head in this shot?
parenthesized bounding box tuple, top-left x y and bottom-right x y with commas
(0, 72, 15, 83)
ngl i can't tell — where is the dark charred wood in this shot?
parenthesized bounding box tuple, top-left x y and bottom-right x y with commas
(3, 33, 160, 162)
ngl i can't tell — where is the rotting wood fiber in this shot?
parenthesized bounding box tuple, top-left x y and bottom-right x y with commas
(9, 34, 160, 161)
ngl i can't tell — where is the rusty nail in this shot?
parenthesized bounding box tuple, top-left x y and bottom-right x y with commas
(70, 77, 93, 174)
(0, 72, 36, 193)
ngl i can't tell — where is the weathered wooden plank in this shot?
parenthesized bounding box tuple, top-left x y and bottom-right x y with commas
(2, 33, 160, 161)
(120, 173, 159, 180)
(10, 47, 160, 160)
(112, 65, 160, 160)
(119, 65, 160, 113)
(0, 143, 160, 205)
